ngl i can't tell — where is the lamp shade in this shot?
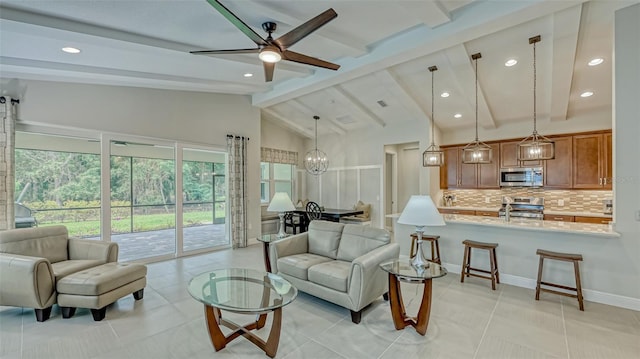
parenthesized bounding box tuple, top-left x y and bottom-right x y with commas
(267, 192, 295, 212)
(397, 195, 445, 227)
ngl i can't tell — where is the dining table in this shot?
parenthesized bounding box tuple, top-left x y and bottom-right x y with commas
(291, 207, 364, 231)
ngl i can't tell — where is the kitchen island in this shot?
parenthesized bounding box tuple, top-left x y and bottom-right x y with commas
(388, 213, 630, 309)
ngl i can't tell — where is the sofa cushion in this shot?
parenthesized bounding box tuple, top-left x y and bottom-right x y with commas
(277, 253, 333, 281)
(52, 259, 105, 281)
(0, 226, 69, 263)
(307, 221, 344, 259)
(354, 201, 371, 219)
(336, 225, 390, 262)
(57, 263, 147, 296)
(308, 260, 351, 292)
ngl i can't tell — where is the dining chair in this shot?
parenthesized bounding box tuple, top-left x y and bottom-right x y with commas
(283, 212, 304, 234)
(306, 201, 323, 221)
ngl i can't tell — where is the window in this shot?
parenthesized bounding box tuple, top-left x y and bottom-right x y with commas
(261, 162, 294, 203)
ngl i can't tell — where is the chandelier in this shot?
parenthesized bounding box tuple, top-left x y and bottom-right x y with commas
(517, 35, 555, 161)
(304, 115, 328, 175)
(423, 65, 444, 167)
(462, 52, 492, 164)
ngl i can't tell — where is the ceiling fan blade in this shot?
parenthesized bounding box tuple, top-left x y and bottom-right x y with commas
(274, 8, 337, 49)
(263, 62, 275, 82)
(190, 48, 260, 55)
(282, 50, 340, 70)
(206, 0, 268, 46)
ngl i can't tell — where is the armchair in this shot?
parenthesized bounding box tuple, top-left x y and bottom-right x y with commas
(0, 226, 118, 321)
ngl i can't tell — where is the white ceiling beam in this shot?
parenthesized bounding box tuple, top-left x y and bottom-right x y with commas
(373, 69, 430, 122)
(244, 0, 367, 56)
(549, 5, 583, 121)
(325, 86, 386, 128)
(400, 1, 452, 28)
(252, 0, 587, 108)
(287, 99, 347, 135)
(262, 108, 314, 138)
(442, 45, 496, 129)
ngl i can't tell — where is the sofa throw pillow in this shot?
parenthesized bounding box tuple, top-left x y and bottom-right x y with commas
(336, 225, 390, 262)
(354, 201, 371, 219)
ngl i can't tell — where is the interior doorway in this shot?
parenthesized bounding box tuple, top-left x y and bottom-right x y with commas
(384, 142, 420, 231)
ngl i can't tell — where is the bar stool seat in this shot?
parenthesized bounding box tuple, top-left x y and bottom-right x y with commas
(410, 233, 441, 264)
(460, 240, 499, 290)
(535, 249, 584, 311)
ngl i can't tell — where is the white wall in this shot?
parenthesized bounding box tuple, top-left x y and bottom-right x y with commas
(12, 80, 263, 239)
(260, 118, 306, 168)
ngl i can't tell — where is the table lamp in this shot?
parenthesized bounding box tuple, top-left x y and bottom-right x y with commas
(267, 192, 296, 238)
(397, 195, 446, 268)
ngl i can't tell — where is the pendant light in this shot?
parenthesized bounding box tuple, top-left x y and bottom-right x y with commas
(423, 65, 444, 167)
(304, 115, 329, 175)
(517, 35, 555, 161)
(462, 53, 492, 164)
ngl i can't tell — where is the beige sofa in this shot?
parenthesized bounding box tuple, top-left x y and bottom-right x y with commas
(269, 220, 399, 323)
(0, 226, 118, 321)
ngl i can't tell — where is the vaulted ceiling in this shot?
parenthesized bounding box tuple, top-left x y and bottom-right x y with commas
(1, 0, 635, 138)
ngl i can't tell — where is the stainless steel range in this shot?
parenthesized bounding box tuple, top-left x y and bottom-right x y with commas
(498, 196, 544, 220)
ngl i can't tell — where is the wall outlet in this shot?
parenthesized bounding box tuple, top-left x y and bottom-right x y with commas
(558, 199, 565, 206)
(485, 197, 491, 203)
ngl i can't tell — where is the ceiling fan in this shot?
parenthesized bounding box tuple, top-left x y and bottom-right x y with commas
(190, 0, 341, 82)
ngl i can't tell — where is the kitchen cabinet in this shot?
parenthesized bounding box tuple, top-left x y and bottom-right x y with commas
(544, 214, 575, 222)
(441, 144, 499, 189)
(438, 208, 476, 215)
(544, 136, 572, 188)
(574, 216, 612, 224)
(500, 141, 541, 168)
(573, 133, 612, 189)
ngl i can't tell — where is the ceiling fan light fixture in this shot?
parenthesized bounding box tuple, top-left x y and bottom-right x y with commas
(517, 35, 555, 161)
(259, 46, 282, 63)
(462, 52, 493, 164)
(423, 65, 444, 167)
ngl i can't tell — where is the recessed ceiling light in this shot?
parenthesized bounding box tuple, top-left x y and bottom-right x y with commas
(243, 73, 253, 77)
(588, 58, 604, 66)
(61, 47, 81, 54)
(505, 59, 518, 67)
(580, 91, 594, 98)
(454, 113, 462, 118)
(440, 92, 450, 98)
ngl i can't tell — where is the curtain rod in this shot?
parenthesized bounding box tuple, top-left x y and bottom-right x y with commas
(0, 96, 20, 104)
(226, 134, 250, 141)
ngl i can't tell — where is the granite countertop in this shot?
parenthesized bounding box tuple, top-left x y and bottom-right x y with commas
(438, 206, 500, 212)
(438, 206, 612, 218)
(441, 214, 620, 238)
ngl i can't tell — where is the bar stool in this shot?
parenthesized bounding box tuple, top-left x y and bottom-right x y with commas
(535, 249, 584, 311)
(410, 233, 441, 264)
(460, 240, 499, 290)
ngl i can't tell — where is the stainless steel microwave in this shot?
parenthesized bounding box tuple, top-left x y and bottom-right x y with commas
(500, 167, 543, 187)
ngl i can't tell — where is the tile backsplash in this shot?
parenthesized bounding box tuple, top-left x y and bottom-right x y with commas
(442, 188, 612, 214)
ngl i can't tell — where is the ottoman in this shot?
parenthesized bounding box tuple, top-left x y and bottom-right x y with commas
(57, 262, 147, 321)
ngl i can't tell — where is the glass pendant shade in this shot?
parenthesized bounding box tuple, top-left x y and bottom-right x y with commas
(462, 53, 492, 164)
(304, 116, 329, 175)
(423, 65, 444, 167)
(517, 35, 554, 161)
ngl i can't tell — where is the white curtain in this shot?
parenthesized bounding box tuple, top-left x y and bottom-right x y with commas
(0, 97, 17, 230)
(227, 135, 248, 248)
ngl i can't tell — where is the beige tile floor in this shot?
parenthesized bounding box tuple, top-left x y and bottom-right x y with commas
(1, 244, 639, 359)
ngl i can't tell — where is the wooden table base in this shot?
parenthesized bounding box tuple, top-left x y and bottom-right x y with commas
(204, 305, 282, 358)
(387, 273, 433, 336)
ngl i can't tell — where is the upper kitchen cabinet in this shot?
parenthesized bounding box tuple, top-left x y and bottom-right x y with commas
(440, 144, 499, 189)
(500, 141, 541, 168)
(572, 132, 612, 189)
(544, 136, 572, 189)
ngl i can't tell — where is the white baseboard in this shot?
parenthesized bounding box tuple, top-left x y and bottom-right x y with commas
(442, 262, 640, 312)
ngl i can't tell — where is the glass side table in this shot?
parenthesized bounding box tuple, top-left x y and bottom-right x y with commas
(257, 233, 288, 272)
(380, 259, 447, 335)
(188, 268, 297, 358)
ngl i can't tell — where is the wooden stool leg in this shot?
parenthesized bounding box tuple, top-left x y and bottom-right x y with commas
(489, 249, 496, 290)
(430, 241, 436, 262)
(434, 240, 441, 264)
(574, 261, 584, 311)
(535, 256, 544, 300)
(492, 248, 500, 283)
(460, 245, 469, 283)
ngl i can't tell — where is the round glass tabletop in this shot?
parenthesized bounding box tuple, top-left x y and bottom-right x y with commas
(188, 268, 297, 313)
(380, 258, 448, 281)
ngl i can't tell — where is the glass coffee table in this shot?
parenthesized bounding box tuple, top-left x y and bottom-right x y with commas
(188, 268, 297, 358)
(380, 259, 447, 335)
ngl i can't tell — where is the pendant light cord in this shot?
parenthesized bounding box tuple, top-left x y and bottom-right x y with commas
(314, 115, 319, 150)
(431, 69, 435, 146)
(533, 40, 538, 135)
(474, 56, 479, 142)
